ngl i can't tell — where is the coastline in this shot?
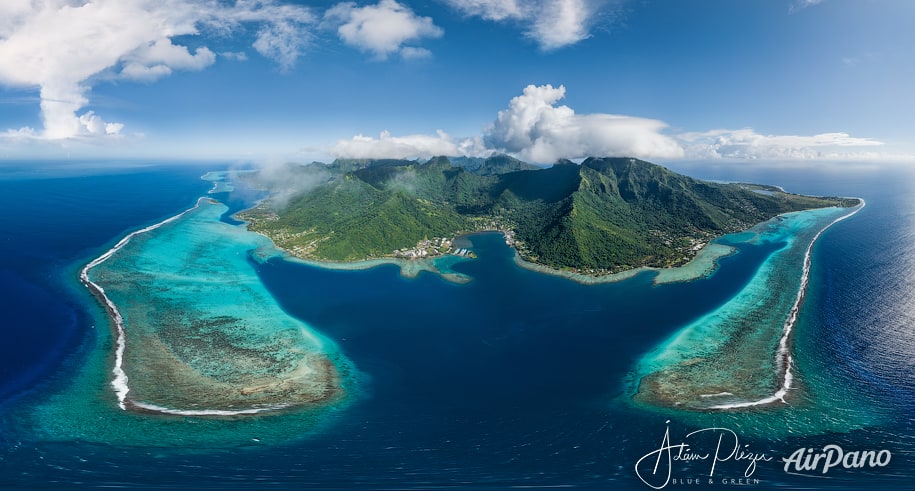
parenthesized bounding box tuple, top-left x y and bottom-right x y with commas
(511, 241, 739, 286)
(282, 254, 474, 284)
(632, 199, 866, 411)
(81, 197, 350, 417)
(263, 200, 858, 288)
(512, 253, 652, 284)
(277, 229, 735, 287)
(511, 201, 862, 287)
(79, 198, 209, 411)
(236, 163, 860, 287)
(706, 198, 866, 410)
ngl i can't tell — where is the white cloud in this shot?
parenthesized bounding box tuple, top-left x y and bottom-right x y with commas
(399, 46, 433, 60)
(324, 0, 443, 60)
(330, 84, 684, 163)
(677, 128, 885, 160)
(0, 0, 314, 140)
(78, 111, 124, 136)
(330, 84, 892, 164)
(444, 0, 609, 50)
(483, 84, 684, 162)
(207, 1, 315, 70)
(330, 130, 484, 159)
(528, 0, 593, 50)
(221, 51, 249, 61)
(789, 0, 826, 13)
(252, 20, 309, 71)
(120, 40, 216, 82)
(1, 126, 37, 140)
(446, 0, 523, 21)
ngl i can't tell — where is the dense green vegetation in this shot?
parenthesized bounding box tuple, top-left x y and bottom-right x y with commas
(239, 156, 858, 273)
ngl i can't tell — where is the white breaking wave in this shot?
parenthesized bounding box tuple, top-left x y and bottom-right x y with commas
(130, 401, 292, 416)
(709, 200, 865, 410)
(79, 198, 206, 411)
(699, 392, 734, 398)
(81, 197, 317, 417)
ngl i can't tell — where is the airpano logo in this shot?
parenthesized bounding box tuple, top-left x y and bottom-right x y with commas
(633, 421, 895, 488)
(782, 445, 892, 476)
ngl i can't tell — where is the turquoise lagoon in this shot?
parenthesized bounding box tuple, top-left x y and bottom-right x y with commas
(634, 203, 863, 411)
(2, 164, 911, 489)
(40, 170, 865, 442)
(19, 196, 358, 447)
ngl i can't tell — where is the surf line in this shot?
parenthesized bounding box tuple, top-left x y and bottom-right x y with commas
(130, 401, 291, 417)
(79, 198, 209, 411)
(81, 197, 296, 416)
(709, 200, 865, 410)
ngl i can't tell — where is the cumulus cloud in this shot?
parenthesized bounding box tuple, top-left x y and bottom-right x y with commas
(678, 128, 885, 160)
(120, 40, 217, 82)
(78, 111, 125, 136)
(483, 84, 684, 162)
(330, 130, 485, 159)
(444, 0, 609, 50)
(329, 84, 890, 163)
(0, 0, 314, 140)
(324, 0, 443, 60)
(329, 84, 685, 163)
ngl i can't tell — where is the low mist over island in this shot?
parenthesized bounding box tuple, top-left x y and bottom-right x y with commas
(241, 156, 857, 276)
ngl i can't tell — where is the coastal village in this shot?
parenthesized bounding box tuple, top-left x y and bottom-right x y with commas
(393, 236, 475, 259)
(392, 221, 520, 260)
(242, 205, 714, 277)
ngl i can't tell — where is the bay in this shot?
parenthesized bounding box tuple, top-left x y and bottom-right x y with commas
(0, 160, 912, 490)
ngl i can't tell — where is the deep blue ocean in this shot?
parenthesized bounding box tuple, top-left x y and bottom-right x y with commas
(0, 160, 912, 490)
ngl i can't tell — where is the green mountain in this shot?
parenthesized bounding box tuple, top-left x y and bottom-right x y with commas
(239, 157, 856, 273)
(449, 154, 543, 175)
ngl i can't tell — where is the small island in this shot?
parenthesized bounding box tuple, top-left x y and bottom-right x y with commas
(239, 156, 856, 280)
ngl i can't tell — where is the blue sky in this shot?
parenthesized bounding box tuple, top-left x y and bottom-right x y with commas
(0, 0, 912, 163)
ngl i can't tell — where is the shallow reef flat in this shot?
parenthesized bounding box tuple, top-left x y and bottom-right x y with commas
(633, 203, 863, 411)
(286, 253, 474, 284)
(85, 198, 351, 416)
(201, 170, 235, 193)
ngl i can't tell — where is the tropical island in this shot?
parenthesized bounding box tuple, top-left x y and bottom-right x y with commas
(239, 156, 858, 278)
(76, 157, 863, 420)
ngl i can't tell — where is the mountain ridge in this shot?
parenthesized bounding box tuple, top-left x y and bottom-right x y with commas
(239, 156, 858, 275)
